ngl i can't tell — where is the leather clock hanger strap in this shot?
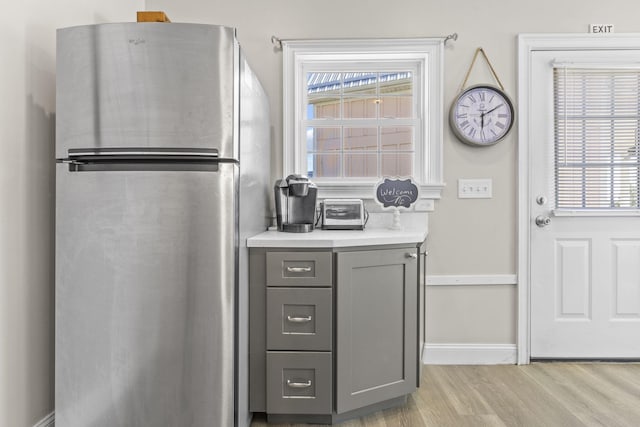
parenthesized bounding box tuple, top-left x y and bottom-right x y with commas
(458, 47, 506, 92)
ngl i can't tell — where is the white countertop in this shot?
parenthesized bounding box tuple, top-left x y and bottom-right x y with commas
(247, 227, 427, 248)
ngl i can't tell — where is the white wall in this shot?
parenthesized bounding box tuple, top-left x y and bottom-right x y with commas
(145, 0, 640, 348)
(2, 1, 639, 424)
(0, 3, 143, 426)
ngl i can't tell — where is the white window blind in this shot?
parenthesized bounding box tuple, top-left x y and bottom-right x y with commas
(554, 67, 640, 210)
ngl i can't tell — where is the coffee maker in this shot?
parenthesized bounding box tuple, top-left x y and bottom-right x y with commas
(274, 174, 318, 232)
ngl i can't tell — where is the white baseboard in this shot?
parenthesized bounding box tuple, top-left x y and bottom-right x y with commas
(33, 411, 54, 427)
(423, 343, 517, 365)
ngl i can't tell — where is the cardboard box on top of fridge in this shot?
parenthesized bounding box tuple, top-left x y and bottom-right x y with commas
(137, 11, 171, 22)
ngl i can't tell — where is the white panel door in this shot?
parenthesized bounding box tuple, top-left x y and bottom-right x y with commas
(530, 49, 640, 358)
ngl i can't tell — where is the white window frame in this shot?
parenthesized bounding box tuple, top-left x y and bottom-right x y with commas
(283, 38, 444, 199)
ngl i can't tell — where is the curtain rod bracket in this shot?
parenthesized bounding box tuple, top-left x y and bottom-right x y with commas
(271, 35, 282, 50)
(444, 33, 458, 45)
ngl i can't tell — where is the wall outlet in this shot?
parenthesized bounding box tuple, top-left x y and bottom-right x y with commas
(458, 178, 492, 199)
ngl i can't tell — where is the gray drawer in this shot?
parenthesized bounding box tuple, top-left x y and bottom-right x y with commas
(266, 252, 332, 287)
(266, 351, 332, 414)
(267, 288, 332, 351)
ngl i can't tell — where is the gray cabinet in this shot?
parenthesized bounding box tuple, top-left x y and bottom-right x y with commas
(249, 244, 420, 424)
(418, 242, 427, 386)
(335, 248, 418, 414)
(264, 251, 332, 416)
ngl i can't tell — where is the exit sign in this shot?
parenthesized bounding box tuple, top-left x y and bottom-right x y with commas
(589, 24, 615, 33)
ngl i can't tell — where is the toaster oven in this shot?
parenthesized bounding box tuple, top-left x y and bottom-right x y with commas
(321, 199, 366, 230)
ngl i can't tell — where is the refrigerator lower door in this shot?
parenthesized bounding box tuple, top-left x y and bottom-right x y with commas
(55, 162, 238, 427)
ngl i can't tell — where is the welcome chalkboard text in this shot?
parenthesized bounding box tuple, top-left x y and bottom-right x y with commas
(375, 178, 419, 209)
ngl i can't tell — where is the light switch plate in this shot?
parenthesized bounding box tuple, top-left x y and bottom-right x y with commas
(458, 179, 492, 199)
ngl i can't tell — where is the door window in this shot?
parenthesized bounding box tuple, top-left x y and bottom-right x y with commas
(554, 67, 640, 210)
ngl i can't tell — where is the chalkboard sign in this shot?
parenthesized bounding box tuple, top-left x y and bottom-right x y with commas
(375, 177, 419, 209)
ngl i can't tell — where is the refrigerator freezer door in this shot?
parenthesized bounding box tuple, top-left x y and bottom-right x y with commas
(56, 23, 238, 160)
(55, 162, 237, 427)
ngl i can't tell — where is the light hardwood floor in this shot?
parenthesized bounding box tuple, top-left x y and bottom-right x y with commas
(251, 363, 640, 426)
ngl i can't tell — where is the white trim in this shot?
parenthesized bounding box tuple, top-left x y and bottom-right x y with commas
(517, 33, 640, 366)
(33, 412, 54, 427)
(423, 343, 517, 365)
(282, 38, 444, 200)
(318, 182, 444, 200)
(426, 274, 517, 286)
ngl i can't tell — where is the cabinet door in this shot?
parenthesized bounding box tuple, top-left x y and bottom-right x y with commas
(336, 248, 418, 414)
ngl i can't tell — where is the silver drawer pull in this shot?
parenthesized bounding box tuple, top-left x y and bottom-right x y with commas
(287, 315, 313, 323)
(286, 266, 312, 273)
(286, 379, 312, 388)
(405, 253, 417, 259)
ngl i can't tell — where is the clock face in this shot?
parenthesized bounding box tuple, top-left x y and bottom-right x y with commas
(450, 85, 515, 146)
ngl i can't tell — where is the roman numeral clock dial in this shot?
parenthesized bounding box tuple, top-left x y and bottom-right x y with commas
(449, 85, 515, 146)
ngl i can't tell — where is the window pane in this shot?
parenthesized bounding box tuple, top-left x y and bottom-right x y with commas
(343, 72, 377, 94)
(307, 72, 342, 95)
(381, 153, 413, 176)
(344, 127, 377, 151)
(380, 71, 413, 119)
(380, 71, 413, 91)
(344, 153, 378, 177)
(308, 153, 341, 178)
(381, 127, 414, 151)
(307, 127, 341, 152)
(343, 97, 378, 119)
(307, 72, 342, 119)
(379, 95, 413, 119)
(307, 97, 340, 119)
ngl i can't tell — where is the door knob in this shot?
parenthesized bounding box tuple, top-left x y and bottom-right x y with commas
(535, 215, 551, 227)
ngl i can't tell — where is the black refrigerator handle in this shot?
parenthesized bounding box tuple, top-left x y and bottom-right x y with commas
(59, 147, 227, 172)
(64, 147, 220, 162)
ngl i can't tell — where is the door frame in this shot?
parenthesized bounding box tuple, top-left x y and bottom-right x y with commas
(517, 33, 640, 365)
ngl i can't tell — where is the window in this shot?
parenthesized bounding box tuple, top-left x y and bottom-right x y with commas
(306, 71, 415, 179)
(283, 39, 444, 199)
(554, 66, 640, 210)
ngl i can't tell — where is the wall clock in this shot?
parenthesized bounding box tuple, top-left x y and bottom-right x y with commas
(449, 84, 515, 146)
(450, 47, 515, 146)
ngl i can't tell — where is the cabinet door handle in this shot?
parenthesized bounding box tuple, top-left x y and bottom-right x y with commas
(287, 315, 313, 323)
(286, 266, 312, 273)
(287, 379, 312, 388)
(405, 253, 417, 259)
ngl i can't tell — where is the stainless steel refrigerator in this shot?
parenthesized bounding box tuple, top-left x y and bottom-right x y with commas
(55, 23, 270, 427)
